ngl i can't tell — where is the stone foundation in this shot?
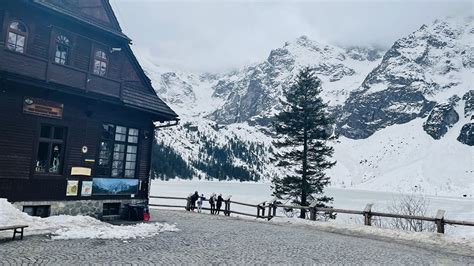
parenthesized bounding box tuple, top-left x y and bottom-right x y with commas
(12, 199, 147, 220)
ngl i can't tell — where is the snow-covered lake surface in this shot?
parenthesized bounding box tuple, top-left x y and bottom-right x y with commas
(150, 180, 474, 236)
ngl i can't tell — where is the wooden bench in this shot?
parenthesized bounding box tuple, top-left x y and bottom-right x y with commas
(0, 225, 28, 240)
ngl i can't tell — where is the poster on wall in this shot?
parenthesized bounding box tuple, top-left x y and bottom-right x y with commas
(81, 181, 93, 196)
(92, 178, 139, 195)
(66, 180, 79, 196)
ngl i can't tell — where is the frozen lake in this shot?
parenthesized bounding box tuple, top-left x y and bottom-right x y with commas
(150, 180, 474, 236)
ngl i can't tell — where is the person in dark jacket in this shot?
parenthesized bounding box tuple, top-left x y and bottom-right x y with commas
(209, 193, 216, 214)
(189, 191, 199, 211)
(216, 194, 224, 215)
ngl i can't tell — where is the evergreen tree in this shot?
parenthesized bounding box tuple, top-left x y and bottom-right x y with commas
(151, 141, 195, 180)
(271, 67, 336, 219)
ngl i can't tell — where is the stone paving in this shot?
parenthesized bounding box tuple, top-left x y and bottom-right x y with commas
(0, 209, 473, 265)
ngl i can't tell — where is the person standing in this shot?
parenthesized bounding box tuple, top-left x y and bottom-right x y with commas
(209, 193, 216, 214)
(190, 191, 199, 211)
(197, 194, 205, 213)
(216, 194, 224, 215)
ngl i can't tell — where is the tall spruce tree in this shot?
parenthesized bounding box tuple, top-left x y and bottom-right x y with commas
(272, 67, 336, 219)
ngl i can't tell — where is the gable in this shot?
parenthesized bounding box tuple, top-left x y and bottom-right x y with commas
(70, 0, 111, 24)
(33, 0, 122, 34)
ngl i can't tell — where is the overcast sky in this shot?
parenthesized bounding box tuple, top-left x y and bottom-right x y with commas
(110, 0, 473, 73)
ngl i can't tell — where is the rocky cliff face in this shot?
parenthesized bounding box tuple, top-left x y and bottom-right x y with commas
(458, 90, 474, 145)
(337, 17, 473, 140)
(423, 100, 460, 140)
(206, 36, 383, 125)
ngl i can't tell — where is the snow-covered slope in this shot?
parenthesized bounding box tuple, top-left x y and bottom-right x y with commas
(331, 104, 473, 197)
(142, 17, 473, 197)
(138, 57, 223, 117)
(338, 17, 473, 139)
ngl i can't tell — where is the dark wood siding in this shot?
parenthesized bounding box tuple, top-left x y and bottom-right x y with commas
(29, 21, 50, 59)
(121, 59, 140, 82)
(0, 92, 36, 180)
(0, 10, 5, 44)
(108, 50, 122, 80)
(0, 51, 48, 80)
(73, 35, 91, 71)
(0, 4, 125, 99)
(0, 82, 154, 202)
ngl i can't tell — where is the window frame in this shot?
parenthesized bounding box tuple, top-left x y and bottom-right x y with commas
(5, 20, 28, 53)
(92, 48, 108, 77)
(95, 123, 139, 179)
(53, 34, 71, 65)
(34, 124, 67, 176)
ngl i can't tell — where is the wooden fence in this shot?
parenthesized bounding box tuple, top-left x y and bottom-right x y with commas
(149, 195, 474, 234)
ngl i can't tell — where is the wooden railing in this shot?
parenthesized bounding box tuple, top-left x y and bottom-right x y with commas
(148, 195, 474, 234)
(0, 49, 122, 99)
(149, 196, 270, 219)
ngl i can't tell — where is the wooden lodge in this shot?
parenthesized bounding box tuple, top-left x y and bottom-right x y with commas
(0, 0, 178, 218)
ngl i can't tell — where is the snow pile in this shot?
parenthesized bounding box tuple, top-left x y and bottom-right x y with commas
(269, 217, 474, 254)
(0, 199, 179, 240)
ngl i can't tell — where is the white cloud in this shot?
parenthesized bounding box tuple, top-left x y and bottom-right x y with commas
(110, 0, 473, 72)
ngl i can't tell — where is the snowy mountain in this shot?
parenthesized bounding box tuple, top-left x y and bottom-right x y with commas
(207, 36, 384, 125)
(141, 17, 473, 197)
(338, 17, 473, 140)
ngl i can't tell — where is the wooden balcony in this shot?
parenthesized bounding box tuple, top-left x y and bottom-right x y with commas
(0, 49, 122, 99)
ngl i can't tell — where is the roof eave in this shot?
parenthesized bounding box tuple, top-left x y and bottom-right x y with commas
(123, 103, 179, 122)
(30, 0, 131, 43)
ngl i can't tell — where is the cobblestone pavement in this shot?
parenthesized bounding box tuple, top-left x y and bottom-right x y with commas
(0, 209, 473, 265)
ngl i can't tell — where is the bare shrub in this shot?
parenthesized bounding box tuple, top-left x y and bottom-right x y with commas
(386, 194, 436, 232)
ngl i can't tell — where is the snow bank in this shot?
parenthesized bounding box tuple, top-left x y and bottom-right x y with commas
(269, 217, 474, 253)
(0, 199, 179, 240)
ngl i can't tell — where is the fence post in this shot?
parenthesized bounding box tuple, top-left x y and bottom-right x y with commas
(269, 197, 278, 220)
(225, 200, 231, 216)
(363, 204, 373, 226)
(267, 203, 273, 220)
(185, 197, 191, 211)
(257, 201, 266, 219)
(309, 201, 318, 221)
(224, 196, 231, 216)
(435, 209, 446, 234)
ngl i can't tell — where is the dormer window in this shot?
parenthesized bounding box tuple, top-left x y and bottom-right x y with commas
(93, 50, 108, 76)
(54, 35, 70, 65)
(7, 21, 28, 53)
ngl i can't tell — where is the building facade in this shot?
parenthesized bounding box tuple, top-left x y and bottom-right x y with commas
(0, 0, 177, 219)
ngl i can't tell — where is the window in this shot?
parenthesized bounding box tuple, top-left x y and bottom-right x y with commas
(35, 125, 66, 174)
(23, 205, 50, 218)
(93, 49, 107, 76)
(97, 124, 138, 178)
(54, 35, 70, 65)
(103, 203, 120, 216)
(6, 21, 27, 53)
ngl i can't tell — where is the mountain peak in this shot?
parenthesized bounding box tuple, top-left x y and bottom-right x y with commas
(294, 35, 312, 46)
(288, 35, 332, 51)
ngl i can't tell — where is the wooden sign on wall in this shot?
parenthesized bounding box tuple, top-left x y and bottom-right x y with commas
(23, 97, 63, 119)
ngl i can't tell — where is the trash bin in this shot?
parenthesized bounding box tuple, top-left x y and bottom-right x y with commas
(127, 204, 146, 221)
